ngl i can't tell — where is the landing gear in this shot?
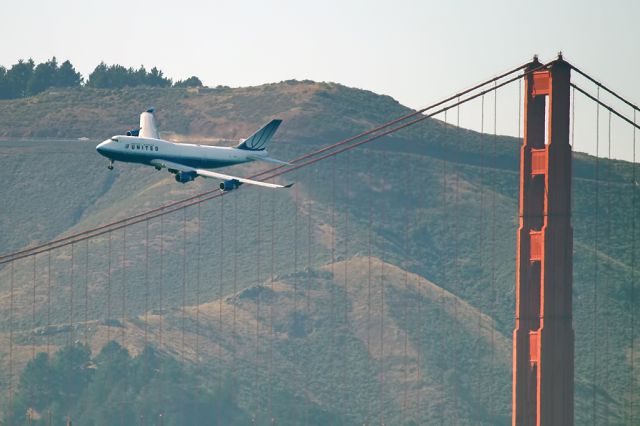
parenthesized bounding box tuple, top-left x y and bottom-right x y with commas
(107, 160, 114, 170)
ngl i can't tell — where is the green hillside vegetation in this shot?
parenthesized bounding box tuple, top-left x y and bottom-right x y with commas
(0, 81, 638, 424)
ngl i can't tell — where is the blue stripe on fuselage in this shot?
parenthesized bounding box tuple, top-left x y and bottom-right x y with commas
(108, 151, 243, 169)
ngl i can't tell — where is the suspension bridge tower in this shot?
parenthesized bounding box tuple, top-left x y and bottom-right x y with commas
(513, 56, 574, 425)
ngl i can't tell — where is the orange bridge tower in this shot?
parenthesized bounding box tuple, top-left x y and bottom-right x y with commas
(512, 56, 574, 426)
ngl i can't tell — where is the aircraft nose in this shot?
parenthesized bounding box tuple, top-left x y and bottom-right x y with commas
(96, 140, 110, 156)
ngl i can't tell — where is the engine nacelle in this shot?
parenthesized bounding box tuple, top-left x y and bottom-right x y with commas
(175, 171, 197, 183)
(220, 179, 241, 192)
(126, 128, 140, 137)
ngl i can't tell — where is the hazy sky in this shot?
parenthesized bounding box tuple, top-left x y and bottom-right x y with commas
(2, 0, 639, 159)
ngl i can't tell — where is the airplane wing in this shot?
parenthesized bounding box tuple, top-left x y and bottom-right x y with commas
(149, 159, 292, 189)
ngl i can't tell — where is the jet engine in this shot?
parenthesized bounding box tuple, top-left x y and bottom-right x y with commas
(175, 171, 197, 183)
(220, 179, 242, 192)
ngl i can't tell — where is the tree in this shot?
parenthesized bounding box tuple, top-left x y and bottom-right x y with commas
(26, 57, 58, 96)
(18, 352, 56, 411)
(0, 65, 9, 99)
(55, 60, 83, 87)
(146, 66, 172, 87)
(51, 343, 93, 407)
(134, 65, 148, 86)
(4, 58, 35, 98)
(174, 76, 203, 88)
(86, 61, 110, 88)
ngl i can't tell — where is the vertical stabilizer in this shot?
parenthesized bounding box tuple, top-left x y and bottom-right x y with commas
(139, 108, 159, 139)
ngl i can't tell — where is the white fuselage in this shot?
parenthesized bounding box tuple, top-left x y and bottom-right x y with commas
(96, 135, 268, 169)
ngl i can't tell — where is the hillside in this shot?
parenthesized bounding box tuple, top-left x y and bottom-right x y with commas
(0, 81, 638, 424)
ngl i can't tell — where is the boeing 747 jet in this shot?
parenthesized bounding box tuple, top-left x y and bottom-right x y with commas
(96, 109, 293, 191)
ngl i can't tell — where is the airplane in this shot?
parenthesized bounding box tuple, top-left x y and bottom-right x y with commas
(96, 108, 293, 191)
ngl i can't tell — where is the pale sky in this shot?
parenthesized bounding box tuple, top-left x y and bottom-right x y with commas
(2, 0, 639, 159)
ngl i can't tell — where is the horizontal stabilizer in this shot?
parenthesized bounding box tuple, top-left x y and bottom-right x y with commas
(249, 155, 291, 166)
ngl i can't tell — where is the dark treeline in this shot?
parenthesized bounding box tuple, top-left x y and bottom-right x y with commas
(3, 341, 342, 426)
(3, 342, 247, 426)
(0, 57, 203, 100)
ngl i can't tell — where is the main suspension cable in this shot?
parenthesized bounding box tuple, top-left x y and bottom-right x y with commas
(570, 63, 640, 113)
(571, 84, 640, 132)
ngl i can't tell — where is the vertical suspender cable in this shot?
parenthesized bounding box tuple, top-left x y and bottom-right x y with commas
(160, 214, 164, 347)
(30, 254, 37, 425)
(490, 82, 498, 416)
(604, 111, 612, 425)
(402, 159, 410, 423)
(144, 219, 149, 347)
(269, 186, 275, 425)
(158, 213, 165, 423)
(292, 178, 300, 424)
(69, 243, 75, 346)
(181, 207, 187, 365)
(329, 155, 337, 417)
(217, 195, 224, 426)
(196, 203, 201, 364)
(122, 226, 127, 347)
(451, 97, 462, 422)
(219, 196, 224, 342)
(120, 229, 125, 426)
(32, 255, 37, 356)
(29, 257, 35, 426)
(592, 87, 601, 426)
(304, 167, 312, 426)
(32, 255, 37, 359)
(416, 162, 425, 423)
(256, 190, 262, 424)
(379, 175, 386, 426)
(144, 219, 149, 389)
(441, 110, 449, 424)
(591, 88, 600, 426)
(47, 251, 52, 426)
(181, 207, 187, 425)
(571, 86, 575, 150)
(331, 156, 336, 269)
(47, 251, 51, 355)
(366, 152, 373, 425)
(84, 239, 89, 347)
(108, 231, 112, 342)
(233, 192, 239, 390)
(8, 261, 14, 425)
(631, 109, 637, 424)
(342, 152, 350, 423)
(478, 94, 486, 338)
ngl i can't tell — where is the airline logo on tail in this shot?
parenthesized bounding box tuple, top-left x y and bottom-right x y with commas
(236, 119, 282, 151)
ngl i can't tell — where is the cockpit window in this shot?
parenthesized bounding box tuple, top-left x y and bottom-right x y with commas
(110, 137, 118, 142)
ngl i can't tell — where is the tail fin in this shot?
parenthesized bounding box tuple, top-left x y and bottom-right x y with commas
(236, 119, 282, 151)
(139, 108, 159, 139)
